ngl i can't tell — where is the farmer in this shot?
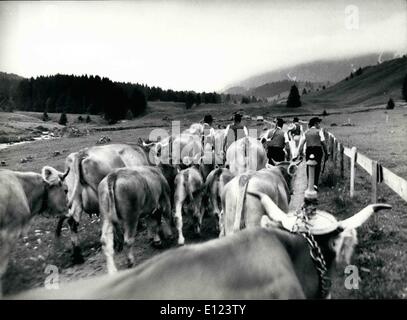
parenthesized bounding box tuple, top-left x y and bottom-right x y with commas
(265, 118, 289, 163)
(297, 117, 329, 191)
(229, 112, 247, 142)
(287, 117, 302, 147)
(202, 114, 216, 150)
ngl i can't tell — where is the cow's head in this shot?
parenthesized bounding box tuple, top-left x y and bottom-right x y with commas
(265, 157, 302, 192)
(252, 191, 391, 268)
(137, 137, 170, 165)
(41, 166, 69, 215)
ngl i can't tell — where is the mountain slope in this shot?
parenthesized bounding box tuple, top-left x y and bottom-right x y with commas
(303, 56, 407, 108)
(226, 52, 399, 90)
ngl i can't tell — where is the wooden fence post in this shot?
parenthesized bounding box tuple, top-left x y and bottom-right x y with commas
(350, 146, 357, 198)
(332, 138, 337, 169)
(371, 160, 378, 203)
(339, 143, 344, 178)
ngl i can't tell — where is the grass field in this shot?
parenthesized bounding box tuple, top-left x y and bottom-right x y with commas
(1, 100, 406, 298)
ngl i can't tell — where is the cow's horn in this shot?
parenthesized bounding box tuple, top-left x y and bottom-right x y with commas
(143, 141, 155, 147)
(338, 204, 392, 230)
(247, 191, 288, 224)
(59, 167, 70, 181)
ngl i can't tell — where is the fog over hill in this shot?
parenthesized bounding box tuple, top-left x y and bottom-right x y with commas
(304, 55, 407, 107)
(225, 52, 400, 91)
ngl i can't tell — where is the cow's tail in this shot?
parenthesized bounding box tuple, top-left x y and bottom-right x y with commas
(67, 152, 84, 210)
(233, 174, 251, 232)
(204, 168, 222, 211)
(106, 173, 119, 222)
(183, 170, 193, 201)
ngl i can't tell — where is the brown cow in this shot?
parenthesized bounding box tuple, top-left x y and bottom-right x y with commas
(202, 167, 234, 233)
(225, 137, 268, 176)
(58, 144, 149, 263)
(173, 167, 204, 245)
(98, 166, 172, 274)
(0, 166, 69, 296)
(221, 161, 300, 236)
(10, 199, 391, 299)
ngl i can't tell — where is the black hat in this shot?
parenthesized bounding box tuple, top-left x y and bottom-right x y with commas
(234, 113, 242, 122)
(203, 114, 213, 124)
(309, 117, 322, 126)
(293, 117, 299, 122)
(276, 118, 285, 128)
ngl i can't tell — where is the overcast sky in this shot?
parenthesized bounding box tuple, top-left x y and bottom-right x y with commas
(0, 0, 405, 92)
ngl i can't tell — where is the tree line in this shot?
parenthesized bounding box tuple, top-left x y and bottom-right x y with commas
(1, 73, 224, 123)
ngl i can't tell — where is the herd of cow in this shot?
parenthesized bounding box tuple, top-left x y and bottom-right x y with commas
(0, 122, 391, 299)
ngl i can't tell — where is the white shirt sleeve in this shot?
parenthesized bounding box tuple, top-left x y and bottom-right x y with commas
(284, 132, 289, 143)
(319, 129, 325, 142)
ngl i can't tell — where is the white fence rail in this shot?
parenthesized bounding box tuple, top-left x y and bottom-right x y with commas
(325, 131, 407, 203)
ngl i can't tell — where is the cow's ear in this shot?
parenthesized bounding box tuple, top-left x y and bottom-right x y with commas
(42, 166, 60, 185)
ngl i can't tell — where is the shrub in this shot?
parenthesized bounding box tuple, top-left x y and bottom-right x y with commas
(86, 115, 91, 123)
(125, 109, 134, 120)
(386, 98, 395, 110)
(42, 112, 50, 121)
(58, 112, 68, 125)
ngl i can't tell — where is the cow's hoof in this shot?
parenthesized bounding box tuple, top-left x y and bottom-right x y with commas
(72, 247, 85, 265)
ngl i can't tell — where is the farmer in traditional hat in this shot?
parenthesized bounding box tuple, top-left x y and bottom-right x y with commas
(264, 117, 290, 163)
(297, 117, 329, 191)
(229, 112, 248, 142)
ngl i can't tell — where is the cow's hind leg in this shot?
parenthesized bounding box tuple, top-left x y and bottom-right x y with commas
(113, 221, 124, 252)
(146, 209, 162, 247)
(101, 219, 117, 274)
(123, 226, 137, 268)
(67, 217, 84, 264)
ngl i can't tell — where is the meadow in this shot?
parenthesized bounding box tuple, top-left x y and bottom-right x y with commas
(0, 101, 406, 298)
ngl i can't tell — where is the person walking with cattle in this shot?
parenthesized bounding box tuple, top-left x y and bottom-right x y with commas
(202, 114, 216, 151)
(297, 117, 329, 191)
(264, 118, 289, 163)
(229, 112, 247, 142)
(287, 117, 302, 147)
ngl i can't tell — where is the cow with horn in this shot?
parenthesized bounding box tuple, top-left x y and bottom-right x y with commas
(56, 144, 150, 263)
(221, 158, 301, 236)
(10, 196, 391, 299)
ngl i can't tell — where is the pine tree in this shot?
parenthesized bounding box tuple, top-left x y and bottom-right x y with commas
(286, 85, 301, 108)
(386, 98, 395, 110)
(59, 112, 68, 125)
(125, 109, 134, 120)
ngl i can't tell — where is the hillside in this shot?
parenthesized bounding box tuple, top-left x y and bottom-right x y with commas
(303, 56, 407, 108)
(226, 52, 398, 90)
